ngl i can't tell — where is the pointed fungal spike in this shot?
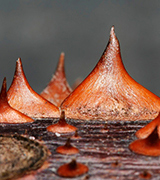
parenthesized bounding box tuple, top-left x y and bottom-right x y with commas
(57, 159, 88, 178)
(110, 26, 117, 43)
(65, 137, 72, 148)
(40, 53, 72, 107)
(129, 126, 160, 156)
(61, 27, 160, 121)
(56, 138, 79, 155)
(0, 78, 34, 123)
(59, 110, 66, 125)
(47, 110, 77, 133)
(7, 58, 60, 118)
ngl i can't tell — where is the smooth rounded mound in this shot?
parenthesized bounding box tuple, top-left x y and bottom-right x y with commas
(47, 111, 77, 133)
(56, 138, 79, 155)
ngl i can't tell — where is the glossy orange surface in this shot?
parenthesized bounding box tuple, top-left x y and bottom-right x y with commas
(61, 27, 160, 121)
(7, 58, 60, 118)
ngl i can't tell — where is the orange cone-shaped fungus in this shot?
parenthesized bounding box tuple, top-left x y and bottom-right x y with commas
(71, 130, 81, 139)
(129, 113, 160, 156)
(57, 159, 88, 178)
(47, 110, 77, 133)
(61, 26, 160, 121)
(7, 58, 60, 118)
(56, 138, 79, 154)
(0, 78, 33, 123)
(40, 53, 72, 107)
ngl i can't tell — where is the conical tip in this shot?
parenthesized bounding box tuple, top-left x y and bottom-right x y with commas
(109, 26, 118, 44)
(0, 77, 7, 99)
(17, 57, 22, 63)
(16, 57, 23, 71)
(61, 52, 65, 57)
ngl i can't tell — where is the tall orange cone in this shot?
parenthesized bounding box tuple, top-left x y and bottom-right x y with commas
(61, 26, 160, 121)
(7, 58, 60, 118)
(0, 78, 33, 123)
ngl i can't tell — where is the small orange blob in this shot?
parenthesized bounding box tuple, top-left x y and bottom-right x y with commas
(139, 171, 152, 179)
(40, 52, 72, 107)
(111, 160, 121, 168)
(0, 78, 33, 123)
(71, 130, 81, 139)
(57, 159, 88, 178)
(100, 123, 108, 133)
(56, 138, 79, 155)
(7, 58, 60, 118)
(129, 113, 160, 156)
(47, 110, 77, 133)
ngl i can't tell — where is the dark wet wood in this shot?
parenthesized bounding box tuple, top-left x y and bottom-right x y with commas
(0, 119, 160, 180)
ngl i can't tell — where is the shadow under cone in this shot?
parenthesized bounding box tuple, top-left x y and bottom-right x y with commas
(0, 78, 33, 123)
(40, 53, 72, 107)
(61, 26, 160, 121)
(7, 58, 60, 118)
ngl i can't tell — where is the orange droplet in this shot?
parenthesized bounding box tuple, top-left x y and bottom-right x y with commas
(61, 26, 160, 121)
(47, 110, 77, 133)
(7, 58, 60, 118)
(40, 52, 72, 107)
(129, 113, 160, 156)
(0, 78, 33, 123)
(56, 138, 79, 154)
(57, 159, 88, 178)
(139, 171, 152, 179)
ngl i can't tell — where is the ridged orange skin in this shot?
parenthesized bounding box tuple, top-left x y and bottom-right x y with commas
(7, 58, 60, 119)
(0, 78, 33, 123)
(61, 26, 160, 121)
(40, 53, 72, 107)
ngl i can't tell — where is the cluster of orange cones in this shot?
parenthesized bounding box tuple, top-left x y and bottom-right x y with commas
(1, 26, 160, 177)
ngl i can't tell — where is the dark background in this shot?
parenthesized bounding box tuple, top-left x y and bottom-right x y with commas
(0, 0, 160, 97)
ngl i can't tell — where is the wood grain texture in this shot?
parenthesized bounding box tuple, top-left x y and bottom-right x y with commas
(0, 119, 160, 180)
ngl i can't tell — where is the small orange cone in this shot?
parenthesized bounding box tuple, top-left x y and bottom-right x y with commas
(40, 53, 72, 107)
